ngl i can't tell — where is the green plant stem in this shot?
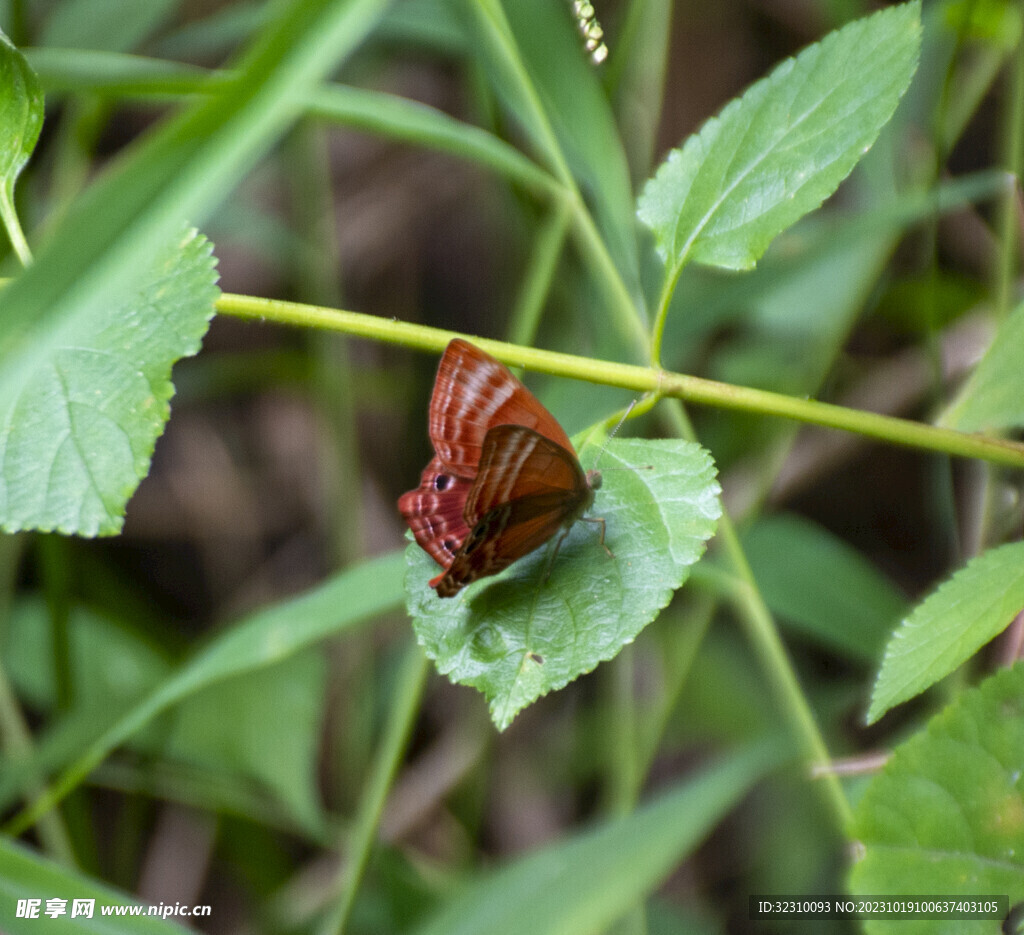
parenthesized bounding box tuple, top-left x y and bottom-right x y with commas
(285, 121, 364, 567)
(649, 261, 678, 366)
(469, 0, 574, 186)
(567, 194, 651, 355)
(0, 667, 76, 863)
(635, 594, 715, 785)
(607, 0, 673, 185)
(605, 648, 640, 817)
(467, 0, 650, 359)
(38, 536, 73, 711)
(49, 99, 110, 223)
(509, 197, 571, 349)
(218, 295, 1024, 470)
(321, 644, 429, 935)
(661, 401, 854, 831)
(0, 534, 75, 863)
(605, 650, 645, 935)
(994, 31, 1024, 318)
(972, 30, 1024, 654)
(0, 186, 32, 267)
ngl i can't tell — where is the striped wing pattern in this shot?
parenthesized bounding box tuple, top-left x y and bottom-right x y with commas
(399, 340, 598, 598)
(428, 340, 573, 472)
(433, 426, 594, 597)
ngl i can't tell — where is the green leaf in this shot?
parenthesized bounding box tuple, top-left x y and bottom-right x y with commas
(868, 541, 1024, 724)
(942, 0, 1023, 45)
(742, 513, 906, 663)
(405, 438, 721, 730)
(637, 2, 922, 271)
(943, 299, 1024, 431)
(850, 663, 1024, 935)
(167, 649, 327, 832)
(0, 0, 390, 474)
(23, 48, 555, 195)
(26, 48, 212, 98)
(2, 552, 405, 825)
(307, 83, 554, 195)
(0, 836, 190, 934)
(412, 744, 774, 935)
(2, 596, 169, 713)
(501, 0, 640, 297)
(0, 229, 218, 535)
(0, 28, 43, 240)
(40, 0, 178, 53)
(465, 0, 644, 353)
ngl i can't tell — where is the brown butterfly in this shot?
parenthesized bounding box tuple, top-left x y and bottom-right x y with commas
(398, 339, 606, 598)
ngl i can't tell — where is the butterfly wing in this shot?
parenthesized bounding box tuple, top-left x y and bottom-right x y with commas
(401, 340, 590, 592)
(432, 425, 595, 597)
(463, 424, 589, 524)
(429, 339, 574, 474)
(397, 457, 473, 568)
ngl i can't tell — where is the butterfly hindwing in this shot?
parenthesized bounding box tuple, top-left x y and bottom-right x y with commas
(432, 426, 595, 597)
(463, 425, 589, 525)
(397, 457, 472, 567)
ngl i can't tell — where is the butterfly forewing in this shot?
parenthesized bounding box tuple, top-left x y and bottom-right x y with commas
(429, 339, 573, 473)
(434, 497, 579, 596)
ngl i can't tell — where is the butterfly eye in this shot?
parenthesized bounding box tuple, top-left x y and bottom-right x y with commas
(434, 474, 452, 491)
(443, 538, 457, 552)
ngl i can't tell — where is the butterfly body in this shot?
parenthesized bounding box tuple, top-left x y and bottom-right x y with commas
(399, 340, 603, 598)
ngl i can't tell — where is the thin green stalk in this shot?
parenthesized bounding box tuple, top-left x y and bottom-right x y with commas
(27, 54, 562, 201)
(0, 667, 76, 862)
(285, 121, 364, 566)
(649, 260, 679, 367)
(661, 401, 854, 831)
(469, 0, 577, 187)
(509, 197, 572, 349)
(7, 0, 28, 46)
(286, 122, 342, 308)
(605, 648, 640, 817)
(0, 534, 75, 862)
(217, 295, 1024, 470)
(722, 528, 854, 829)
(968, 25, 1024, 634)
(634, 594, 716, 785)
(0, 187, 32, 266)
(994, 29, 1024, 318)
(321, 644, 429, 935)
(307, 84, 561, 196)
(38, 536, 73, 711)
(566, 193, 651, 356)
(48, 99, 110, 226)
(467, 0, 650, 359)
(605, 650, 645, 935)
(606, 0, 673, 185)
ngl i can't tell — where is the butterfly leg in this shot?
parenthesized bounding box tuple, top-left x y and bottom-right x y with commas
(541, 527, 572, 584)
(541, 516, 614, 587)
(580, 515, 614, 559)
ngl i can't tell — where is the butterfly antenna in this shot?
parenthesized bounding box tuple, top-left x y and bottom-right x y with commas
(588, 399, 638, 471)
